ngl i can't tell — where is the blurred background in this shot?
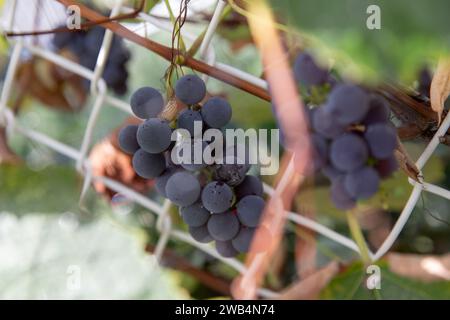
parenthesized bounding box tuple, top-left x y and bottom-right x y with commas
(0, 0, 449, 299)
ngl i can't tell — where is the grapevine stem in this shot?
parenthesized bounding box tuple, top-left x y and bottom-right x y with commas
(346, 210, 372, 265)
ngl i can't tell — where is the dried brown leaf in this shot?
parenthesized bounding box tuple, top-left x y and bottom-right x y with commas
(386, 253, 450, 282)
(15, 58, 87, 111)
(430, 57, 450, 124)
(294, 194, 317, 278)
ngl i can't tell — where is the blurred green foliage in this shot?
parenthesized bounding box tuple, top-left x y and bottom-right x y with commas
(0, 212, 189, 299)
(321, 262, 450, 299)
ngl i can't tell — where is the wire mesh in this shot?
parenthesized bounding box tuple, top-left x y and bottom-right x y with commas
(1, 0, 449, 297)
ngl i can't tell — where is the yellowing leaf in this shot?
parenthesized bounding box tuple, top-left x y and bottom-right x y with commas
(430, 57, 450, 124)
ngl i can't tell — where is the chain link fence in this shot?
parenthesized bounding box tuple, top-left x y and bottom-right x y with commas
(1, 0, 449, 298)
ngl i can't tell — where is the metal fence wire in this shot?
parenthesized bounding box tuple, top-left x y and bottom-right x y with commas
(1, 0, 450, 298)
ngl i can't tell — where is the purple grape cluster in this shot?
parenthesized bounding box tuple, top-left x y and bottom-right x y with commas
(292, 53, 399, 210)
(53, 26, 131, 95)
(119, 74, 269, 257)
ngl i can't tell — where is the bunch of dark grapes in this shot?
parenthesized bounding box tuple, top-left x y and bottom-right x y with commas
(291, 52, 399, 210)
(53, 26, 131, 95)
(118, 74, 270, 258)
